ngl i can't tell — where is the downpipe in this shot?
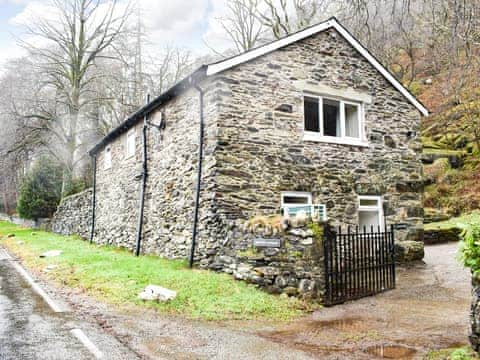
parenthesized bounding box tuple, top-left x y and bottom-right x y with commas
(89, 154, 97, 244)
(135, 95, 151, 257)
(189, 85, 204, 268)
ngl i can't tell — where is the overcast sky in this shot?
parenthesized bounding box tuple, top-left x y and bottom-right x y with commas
(0, 0, 232, 68)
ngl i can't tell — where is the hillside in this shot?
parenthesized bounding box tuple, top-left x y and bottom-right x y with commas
(416, 62, 480, 220)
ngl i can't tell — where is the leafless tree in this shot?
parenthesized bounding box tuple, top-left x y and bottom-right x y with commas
(16, 0, 132, 187)
(257, 0, 327, 39)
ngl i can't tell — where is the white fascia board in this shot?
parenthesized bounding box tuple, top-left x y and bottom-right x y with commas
(205, 18, 429, 117)
(206, 20, 334, 76)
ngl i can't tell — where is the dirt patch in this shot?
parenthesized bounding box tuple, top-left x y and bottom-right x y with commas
(365, 344, 416, 359)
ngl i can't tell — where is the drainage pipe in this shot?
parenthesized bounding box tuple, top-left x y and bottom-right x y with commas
(189, 85, 205, 268)
(135, 95, 150, 257)
(89, 154, 97, 244)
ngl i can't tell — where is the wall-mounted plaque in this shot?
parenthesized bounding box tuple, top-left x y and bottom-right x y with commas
(253, 238, 281, 248)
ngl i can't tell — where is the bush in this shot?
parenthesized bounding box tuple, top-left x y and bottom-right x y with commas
(17, 157, 63, 220)
(459, 213, 480, 277)
(62, 178, 88, 198)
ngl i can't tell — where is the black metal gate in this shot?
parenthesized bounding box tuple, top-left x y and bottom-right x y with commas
(323, 225, 396, 306)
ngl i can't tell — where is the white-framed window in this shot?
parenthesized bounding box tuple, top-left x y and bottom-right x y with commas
(281, 191, 312, 208)
(358, 195, 384, 232)
(303, 94, 366, 146)
(280, 191, 327, 221)
(104, 146, 112, 170)
(126, 129, 136, 158)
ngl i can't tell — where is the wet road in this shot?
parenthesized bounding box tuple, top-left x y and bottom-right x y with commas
(0, 251, 138, 360)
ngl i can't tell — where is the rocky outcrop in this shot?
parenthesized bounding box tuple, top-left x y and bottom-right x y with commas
(423, 227, 462, 245)
(395, 241, 424, 262)
(51, 189, 92, 239)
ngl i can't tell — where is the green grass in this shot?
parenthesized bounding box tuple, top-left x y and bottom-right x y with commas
(425, 346, 478, 360)
(424, 211, 480, 231)
(0, 221, 310, 321)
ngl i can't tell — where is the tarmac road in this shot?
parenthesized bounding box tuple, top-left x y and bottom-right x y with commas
(0, 250, 138, 360)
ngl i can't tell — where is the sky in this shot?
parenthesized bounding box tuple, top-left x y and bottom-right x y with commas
(0, 0, 233, 69)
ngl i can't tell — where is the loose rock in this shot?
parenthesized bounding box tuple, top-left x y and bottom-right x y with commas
(138, 285, 177, 302)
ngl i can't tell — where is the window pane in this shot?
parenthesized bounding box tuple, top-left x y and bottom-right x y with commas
(359, 210, 380, 231)
(304, 97, 319, 132)
(360, 199, 379, 207)
(345, 103, 360, 138)
(127, 132, 135, 157)
(283, 196, 310, 205)
(323, 99, 340, 137)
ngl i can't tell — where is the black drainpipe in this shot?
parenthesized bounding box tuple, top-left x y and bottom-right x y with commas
(189, 85, 205, 268)
(135, 95, 150, 257)
(89, 154, 97, 244)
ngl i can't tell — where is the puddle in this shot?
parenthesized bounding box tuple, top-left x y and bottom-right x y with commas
(312, 317, 368, 332)
(365, 344, 416, 359)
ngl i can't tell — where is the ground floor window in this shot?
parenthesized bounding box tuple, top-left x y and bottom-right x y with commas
(280, 191, 326, 221)
(358, 195, 384, 231)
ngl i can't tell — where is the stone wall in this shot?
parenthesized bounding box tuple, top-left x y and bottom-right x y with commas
(209, 27, 423, 253)
(93, 80, 219, 258)
(0, 213, 50, 230)
(471, 275, 480, 352)
(205, 217, 326, 300)
(51, 188, 92, 239)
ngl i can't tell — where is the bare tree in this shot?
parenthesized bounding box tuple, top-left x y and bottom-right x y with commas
(16, 0, 132, 187)
(207, 0, 265, 54)
(257, 0, 325, 39)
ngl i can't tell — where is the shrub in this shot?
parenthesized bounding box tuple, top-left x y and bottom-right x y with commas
(17, 157, 63, 220)
(62, 178, 88, 198)
(459, 213, 480, 277)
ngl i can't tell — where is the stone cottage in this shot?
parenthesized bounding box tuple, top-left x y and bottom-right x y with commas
(89, 17, 427, 273)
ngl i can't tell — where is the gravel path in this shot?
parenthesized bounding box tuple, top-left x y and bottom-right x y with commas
(260, 242, 471, 359)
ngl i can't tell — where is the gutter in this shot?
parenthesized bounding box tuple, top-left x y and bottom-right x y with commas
(89, 154, 97, 244)
(189, 85, 205, 268)
(135, 95, 150, 257)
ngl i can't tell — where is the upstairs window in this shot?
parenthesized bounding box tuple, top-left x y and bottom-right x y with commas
(104, 146, 112, 170)
(304, 94, 363, 144)
(126, 129, 136, 158)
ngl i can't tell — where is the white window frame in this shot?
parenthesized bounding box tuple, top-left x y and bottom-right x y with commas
(358, 195, 384, 231)
(303, 93, 368, 147)
(104, 146, 112, 170)
(281, 191, 312, 209)
(126, 129, 136, 158)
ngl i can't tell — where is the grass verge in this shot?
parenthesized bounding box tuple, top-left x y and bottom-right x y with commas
(0, 221, 311, 321)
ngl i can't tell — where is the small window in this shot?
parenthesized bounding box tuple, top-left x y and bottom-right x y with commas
(104, 146, 112, 170)
(358, 196, 383, 231)
(281, 192, 327, 221)
(126, 129, 135, 158)
(303, 94, 363, 142)
(281, 191, 312, 208)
